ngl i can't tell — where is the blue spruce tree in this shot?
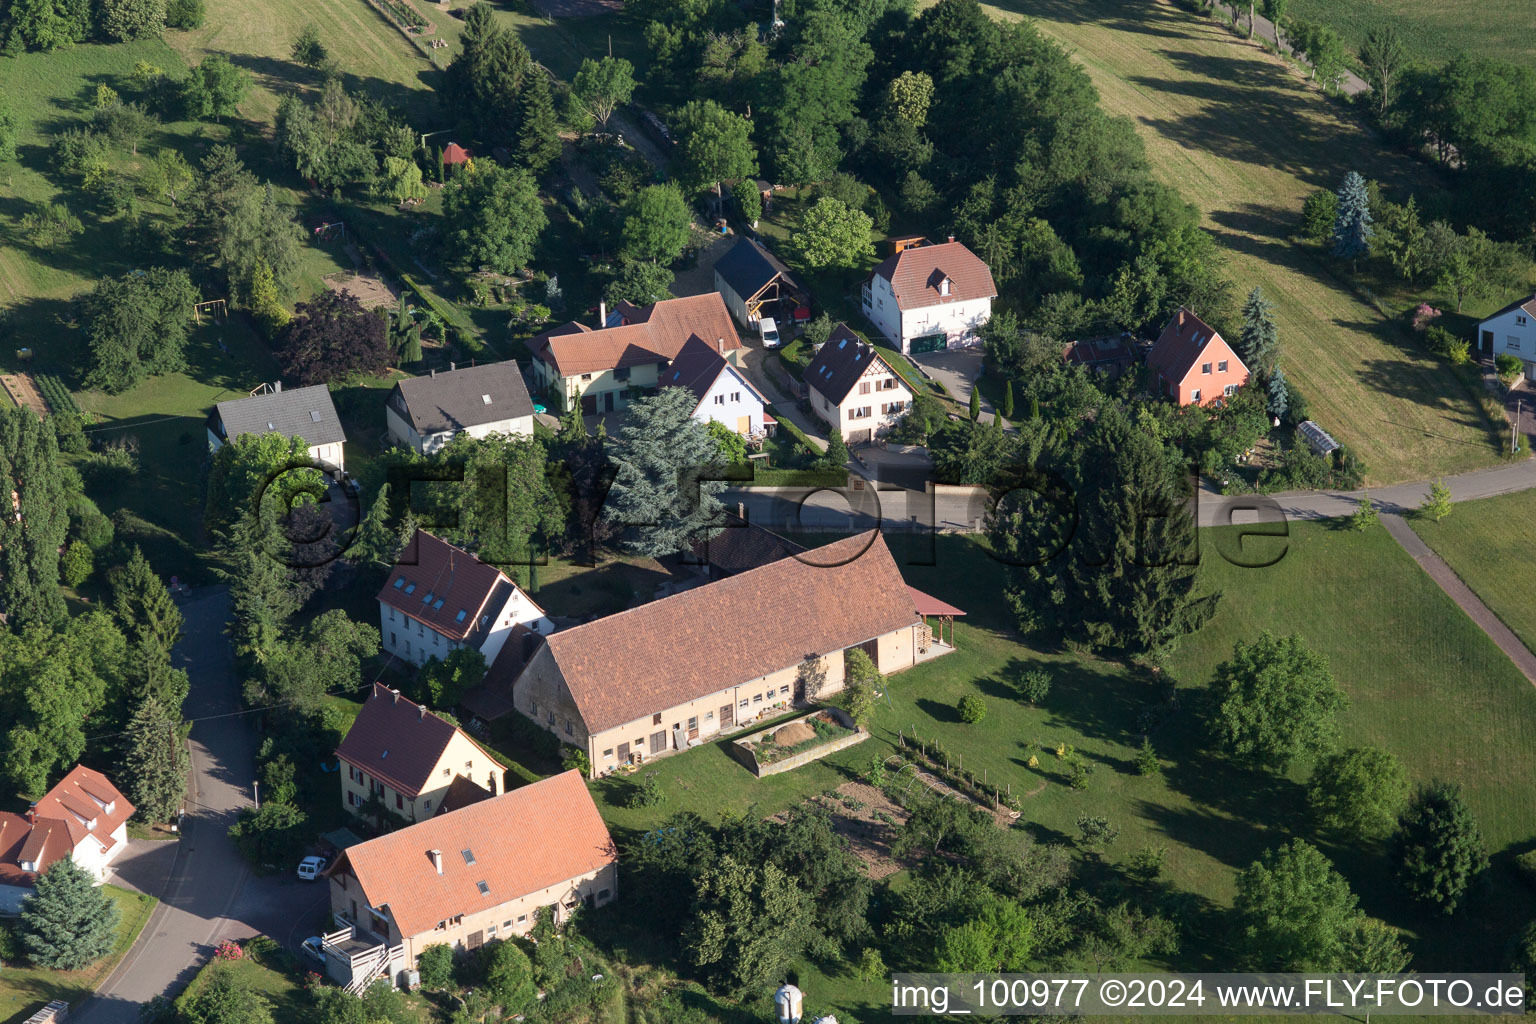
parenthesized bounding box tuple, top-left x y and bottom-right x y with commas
(1331, 171, 1373, 264)
(1267, 368, 1290, 420)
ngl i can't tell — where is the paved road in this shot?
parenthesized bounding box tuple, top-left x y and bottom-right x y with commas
(76, 588, 328, 1024)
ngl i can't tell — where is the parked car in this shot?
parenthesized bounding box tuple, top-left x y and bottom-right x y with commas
(759, 316, 781, 349)
(301, 936, 325, 964)
(297, 855, 328, 881)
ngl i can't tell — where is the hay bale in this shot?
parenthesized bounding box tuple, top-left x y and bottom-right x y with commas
(772, 721, 816, 746)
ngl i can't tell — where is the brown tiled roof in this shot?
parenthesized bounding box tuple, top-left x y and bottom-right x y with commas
(530, 294, 741, 378)
(32, 766, 133, 852)
(1062, 335, 1136, 371)
(0, 813, 66, 887)
(869, 240, 996, 311)
(378, 531, 537, 643)
(909, 586, 966, 617)
(805, 324, 908, 404)
(336, 683, 499, 797)
(1147, 308, 1248, 385)
(434, 774, 493, 817)
(661, 336, 768, 411)
(442, 143, 470, 165)
(540, 532, 921, 734)
(335, 770, 615, 938)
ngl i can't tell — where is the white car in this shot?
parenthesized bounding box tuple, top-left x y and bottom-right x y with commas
(297, 855, 328, 881)
(301, 936, 325, 964)
(759, 316, 781, 349)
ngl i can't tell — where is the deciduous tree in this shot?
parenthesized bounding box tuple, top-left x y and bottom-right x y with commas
(1308, 745, 1408, 835)
(619, 183, 690, 264)
(0, 406, 70, 628)
(571, 56, 635, 131)
(99, 0, 164, 39)
(78, 267, 198, 393)
(675, 99, 756, 196)
(277, 289, 388, 385)
(182, 54, 251, 122)
(1234, 839, 1360, 970)
(788, 197, 873, 270)
(1213, 631, 1346, 772)
(1360, 25, 1407, 117)
(443, 160, 546, 275)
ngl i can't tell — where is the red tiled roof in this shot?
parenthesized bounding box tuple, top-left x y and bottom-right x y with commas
(434, 774, 493, 817)
(442, 143, 470, 165)
(530, 294, 741, 378)
(335, 771, 615, 939)
(0, 767, 133, 886)
(1147, 308, 1248, 385)
(539, 532, 921, 734)
(378, 531, 536, 643)
(336, 683, 499, 798)
(908, 586, 966, 617)
(869, 240, 996, 311)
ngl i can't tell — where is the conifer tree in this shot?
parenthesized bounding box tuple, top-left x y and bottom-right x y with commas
(1395, 781, 1487, 914)
(1267, 368, 1289, 420)
(121, 694, 189, 823)
(0, 406, 68, 628)
(1331, 171, 1373, 265)
(1002, 380, 1015, 420)
(352, 481, 398, 566)
(112, 547, 183, 663)
(218, 508, 300, 666)
(1239, 287, 1280, 376)
(969, 386, 981, 421)
(20, 859, 121, 969)
(606, 387, 725, 556)
(516, 71, 560, 175)
(822, 429, 850, 468)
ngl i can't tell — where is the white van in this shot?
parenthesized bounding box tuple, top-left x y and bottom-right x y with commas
(759, 316, 781, 349)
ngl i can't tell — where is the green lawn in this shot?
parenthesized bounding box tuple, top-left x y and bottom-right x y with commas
(0, 886, 158, 1024)
(1408, 488, 1536, 656)
(1285, 0, 1535, 64)
(976, 0, 1509, 484)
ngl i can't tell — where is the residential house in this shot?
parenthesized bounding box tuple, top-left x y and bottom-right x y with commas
(861, 237, 996, 354)
(386, 362, 536, 454)
(510, 532, 960, 775)
(336, 682, 505, 823)
(1147, 308, 1250, 407)
(712, 236, 808, 330)
(804, 324, 914, 444)
(321, 770, 616, 991)
(1062, 334, 1138, 378)
(662, 336, 774, 437)
(208, 383, 347, 476)
(0, 766, 134, 914)
(378, 531, 554, 670)
(529, 293, 741, 416)
(1477, 294, 1536, 380)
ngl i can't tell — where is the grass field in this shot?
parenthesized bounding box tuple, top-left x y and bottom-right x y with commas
(977, 0, 1510, 484)
(1408, 488, 1536, 656)
(1285, 0, 1536, 64)
(0, 886, 158, 1024)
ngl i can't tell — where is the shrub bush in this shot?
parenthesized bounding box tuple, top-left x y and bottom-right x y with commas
(417, 943, 454, 990)
(957, 694, 987, 724)
(1497, 352, 1523, 383)
(1018, 669, 1050, 704)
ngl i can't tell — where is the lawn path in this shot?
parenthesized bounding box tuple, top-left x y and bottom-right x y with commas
(976, 0, 1500, 484)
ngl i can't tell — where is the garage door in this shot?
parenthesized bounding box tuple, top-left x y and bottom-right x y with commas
(909, 332, 947, 354)
(846, 429, 871, 445)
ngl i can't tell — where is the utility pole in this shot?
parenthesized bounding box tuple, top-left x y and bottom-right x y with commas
(253, 780, 260, 809)
(1516, 399, 1522, 455)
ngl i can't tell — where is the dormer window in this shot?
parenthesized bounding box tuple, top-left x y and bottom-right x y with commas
(939, 277, 951, 297)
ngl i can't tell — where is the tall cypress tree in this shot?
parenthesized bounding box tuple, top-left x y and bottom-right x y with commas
(1239, 287, 1280, 375)
(516, 71, 561, 175)
(1330, 171, 1372, 264)
(121, 694, 190, 823)
(0, 407, 67, 628)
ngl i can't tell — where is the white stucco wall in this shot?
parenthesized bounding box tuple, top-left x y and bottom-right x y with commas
(692, 367, 766, 434)
(387, 406, 534, 454)
(1480, 306, 1536, 378)
(813, 360, 912, 441)
(379, 586, 551, 670)
(899, 296, 992, 351)
(861, 275, 901, 346)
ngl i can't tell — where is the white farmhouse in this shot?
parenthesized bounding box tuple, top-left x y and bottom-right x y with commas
(0, 766, 134, 914)
(386, 361, 536, 454)
(861, 238, 996, 355)
(805, 324, 914, 444)
(1477, 294, 1536, 381)
(209, 383, 347, 476)
(378, 530, 553, 671)
(661, 335, 775, 437)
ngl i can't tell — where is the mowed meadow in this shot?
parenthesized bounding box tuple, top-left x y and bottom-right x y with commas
(1286, 0, 1536, 64)
(961, 0, 1508, 485)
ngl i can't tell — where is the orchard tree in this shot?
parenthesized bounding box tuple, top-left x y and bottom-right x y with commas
(19, 859, 121, 969)
(164, 0, 203, 28)
(0, 104, 19, 165)
(278, 290, 388, 385)
(675, 99, 756, 196)
(1331, 171, 1373, 265)
(1213, 631, 1346, 772)
(444, 160, 546, 275)
(1234, 839, 1360, 970)
(182, 54, 251, 122)
(619, 183, 690, 264)
(1395, 781, 1487, 914)
(79, 268, 200, 393)
(1308, 746, 1408, 836)
(605, 387, 726, 557)
(684, 856, 813, 993)
(99, 0, 166, 40)
(571, 57, 635, 131)
(788, 197, 873, 271)
(482, 938, 537, 1015)
(1421, 478, 1453, 521)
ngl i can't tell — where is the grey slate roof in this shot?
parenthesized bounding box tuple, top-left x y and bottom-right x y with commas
(393, 362, 534, 437)
(804, 324, 902, 404)
(714, 237, 805, 303)
(662, 336, 768, 410)
(213, 384, 345, 447)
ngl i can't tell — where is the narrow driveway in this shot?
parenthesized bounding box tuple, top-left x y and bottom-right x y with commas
(735, 344, 829, 453)
(75, 588, 326, 1024)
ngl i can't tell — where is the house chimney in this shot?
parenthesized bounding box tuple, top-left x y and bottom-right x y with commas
(946, 234, 955, 244)
(717, 337, 725, 354)
(430, 849, 443, 875)
(449, 361, 456, 372)
(598, 301, 607, 327)
(1177, 309, 1186, 328)
(419, 705, 426, 721)
(25, 805, 36, 824)
(273, 381, 282, 393)
(392, 689, 401, 704)
(737, 501, 745, 519)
